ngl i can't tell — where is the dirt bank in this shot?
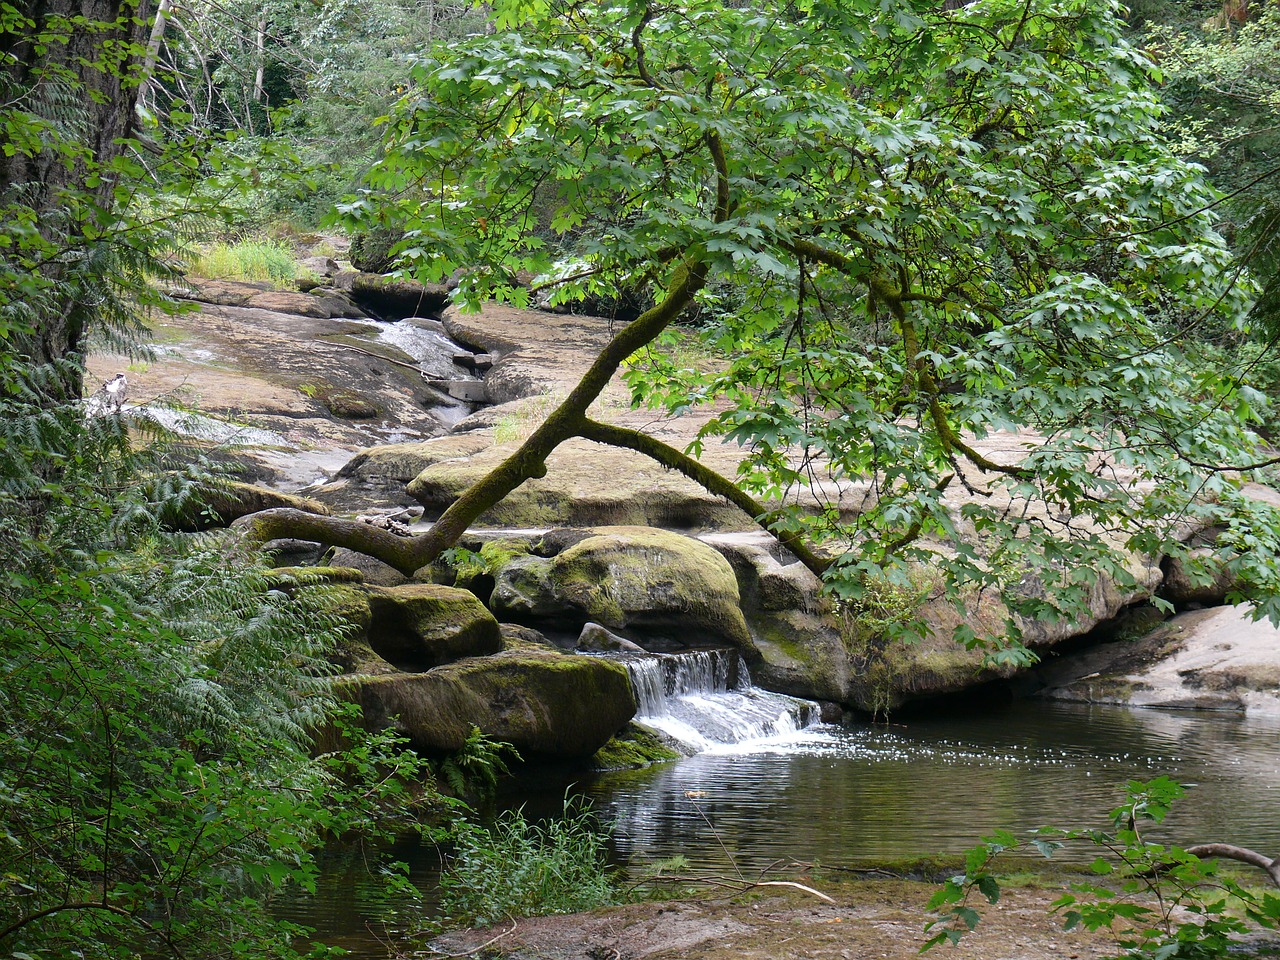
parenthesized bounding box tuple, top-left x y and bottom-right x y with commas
(422, 874, 1203, 960)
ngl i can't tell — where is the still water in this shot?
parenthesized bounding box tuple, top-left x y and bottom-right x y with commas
(284, 700, 1280, 954)
(584, 700, 1280, 873)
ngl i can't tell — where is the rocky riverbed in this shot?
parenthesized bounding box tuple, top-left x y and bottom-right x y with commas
(87, 261, 1280, 958)
(88, 262, 1280, 746)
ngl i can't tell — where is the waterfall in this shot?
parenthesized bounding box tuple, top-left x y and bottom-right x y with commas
(620, 648, 819, 753)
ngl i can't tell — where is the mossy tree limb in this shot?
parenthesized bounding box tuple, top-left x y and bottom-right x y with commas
(577, 418, 831, 579)
(241, 257, 716, 574)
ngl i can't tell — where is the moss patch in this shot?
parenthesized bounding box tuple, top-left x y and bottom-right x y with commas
(590, 724, 681, 771)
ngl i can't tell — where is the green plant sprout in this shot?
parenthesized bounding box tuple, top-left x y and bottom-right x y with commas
(925, 777, 1280, 957)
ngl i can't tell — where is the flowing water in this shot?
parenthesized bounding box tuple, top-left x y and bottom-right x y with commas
(619, 648, 818, 752)
(281, 656, 1280, 955)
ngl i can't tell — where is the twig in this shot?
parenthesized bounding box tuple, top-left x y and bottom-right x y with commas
(420, 917, 519, 957)
(334, 343, 426, 374)
(640, 874, 835, 903)
(753, 880, 837, 903)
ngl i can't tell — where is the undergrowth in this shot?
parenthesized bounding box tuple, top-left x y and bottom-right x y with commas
(438, 797, 622, 926)
(189, 238, 297, 284)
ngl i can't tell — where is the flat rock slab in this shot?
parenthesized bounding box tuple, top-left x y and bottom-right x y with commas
(1035, 603, 1280, 715)
(88, 280, 463, 490)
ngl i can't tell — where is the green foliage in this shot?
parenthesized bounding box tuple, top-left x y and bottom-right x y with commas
(438, 798, 622, 927)
(924, 778, 1280, 957)
(442, 539, 531, 583)
(341, 0, 1280, 660)
(188, 237, 299, 284)
(0, 362, 444, 959)
(433, 726, 520, 800)
(1137, 9, 1280, 342)
(839, 568, 940, 647)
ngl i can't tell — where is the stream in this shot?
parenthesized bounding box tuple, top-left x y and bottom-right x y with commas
(281, 656, 1280, 957)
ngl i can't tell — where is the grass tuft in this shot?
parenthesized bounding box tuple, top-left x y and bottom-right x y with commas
(188, 238, 297, 284)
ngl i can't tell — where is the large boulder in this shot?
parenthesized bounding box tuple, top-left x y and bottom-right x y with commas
(701, 532, 850, 703)
(365, 584, 501, 671)
(341, 650, 636, 758)
(168, 480, 330, 531)
(1033, 603, 1280, 715)
(702, 530, 1165, 715)
(491, 526, 753, 649)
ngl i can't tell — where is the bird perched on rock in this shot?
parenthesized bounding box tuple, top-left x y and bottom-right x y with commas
(103, 373, 128, 411)
(86, 373, 128, 417)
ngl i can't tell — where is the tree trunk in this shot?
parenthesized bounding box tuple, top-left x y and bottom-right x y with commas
(253, 13, 266, 108)
(0, 0, 152, 398)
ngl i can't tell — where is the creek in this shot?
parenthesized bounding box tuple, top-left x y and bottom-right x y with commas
(283, 655, 1280, 957)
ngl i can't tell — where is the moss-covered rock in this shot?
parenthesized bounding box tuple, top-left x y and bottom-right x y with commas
(499, 622, 557, 651)
(264, 565, 365, 588)
(365, 584, 501, 671)
(590, 723, 682, 770)
(164, 480, 331, 532)
(749, 609, 850, 704)
(490, 526, 752, 649)
(274, 581, 389, 675)
(340, 650, 636, 758)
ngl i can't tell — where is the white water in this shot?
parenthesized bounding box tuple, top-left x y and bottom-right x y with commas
(621, 648, 821, 753)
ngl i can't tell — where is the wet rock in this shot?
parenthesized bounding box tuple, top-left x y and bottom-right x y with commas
(1034, 603, 1280, 715)
(500, 622, 558, 651)
(818, 701, 844, 724)
(336, 271, 450, 318)
(365, 583, 501, 671)
(702, 532, 849, 703)
(577, 622, 645, 653)
(339, 650, 636, 758)
(171, 480, 330, 531)
(328, 547, 411, 586)
(491, 526, 753, 649)
(175, 277, 366, 319)
(318, 387, 381, 420)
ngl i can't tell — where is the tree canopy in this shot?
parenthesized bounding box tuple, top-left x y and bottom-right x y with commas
(250, 0, 1280, 658)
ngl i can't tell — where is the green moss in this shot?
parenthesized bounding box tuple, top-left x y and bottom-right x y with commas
(756, 622, 814, 665)
(590, 723, 681, 771)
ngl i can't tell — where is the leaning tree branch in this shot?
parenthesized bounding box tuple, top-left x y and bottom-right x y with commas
(578, 418, 831, 578)
(1186, 843, 1280, 888)
(240, 255, 711, 573)
(243, 129, 756, 574)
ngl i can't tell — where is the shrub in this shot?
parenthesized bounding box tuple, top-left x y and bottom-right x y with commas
(438, 798, 621, 927)
(0, 361, 440, 959)
(189, 238, 298, 284)
(925, 777, 1280, 957)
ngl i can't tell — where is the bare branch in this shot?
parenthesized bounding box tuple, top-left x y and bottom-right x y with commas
(1186, 843, 1280, 887)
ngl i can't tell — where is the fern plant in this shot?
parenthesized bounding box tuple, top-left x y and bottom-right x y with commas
(0, 359, 446, 960)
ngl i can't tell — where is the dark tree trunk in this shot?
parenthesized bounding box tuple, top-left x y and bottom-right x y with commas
(0, 0, 152, 397)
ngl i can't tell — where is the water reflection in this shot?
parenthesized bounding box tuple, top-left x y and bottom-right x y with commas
(280, 700, 1280, 956)
(585, 701, 1280, 873)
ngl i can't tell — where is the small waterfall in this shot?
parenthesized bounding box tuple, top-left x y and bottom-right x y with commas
(621, 648, 819, 753)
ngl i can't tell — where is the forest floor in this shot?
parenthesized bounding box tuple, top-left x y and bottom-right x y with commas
(420, 871, 1280, 960)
